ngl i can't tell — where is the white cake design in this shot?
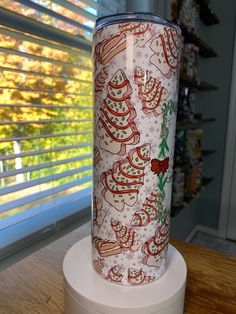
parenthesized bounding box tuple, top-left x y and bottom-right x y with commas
(127, 268, 155, 285)
(95, 22, 154, 65)
(131, 187, 160, 227)
(93, 197, 106, 229)
(111, 218, 143, 252)
(150, 27, 181, 76)
(106, 265, 123, 284)
(97, 69, 140, 156)
(134, 67, 168, 116)
(95, 66, 108, 93)
(142, 222, 169, 268)
(101, 144, 151, 211)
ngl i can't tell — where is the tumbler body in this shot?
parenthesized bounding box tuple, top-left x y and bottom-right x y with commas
(92, 13, 181, 286)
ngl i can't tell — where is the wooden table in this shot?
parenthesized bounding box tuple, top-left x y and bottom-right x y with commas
(0, 222, 236, 314)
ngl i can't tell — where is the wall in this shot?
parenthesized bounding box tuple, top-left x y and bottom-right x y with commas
(126, 0, 168, 17)
(126, 0, 158, 12)
(196, 1, 236, 230)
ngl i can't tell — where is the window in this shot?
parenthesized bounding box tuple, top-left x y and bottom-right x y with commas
(0, 0, 125, 256)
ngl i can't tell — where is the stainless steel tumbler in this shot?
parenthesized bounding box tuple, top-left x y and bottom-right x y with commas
(92, 13, 181, 286)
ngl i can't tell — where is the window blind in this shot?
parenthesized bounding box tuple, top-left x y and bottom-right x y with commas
(0, 0, 125, 254)
(0, 0, 98, 251)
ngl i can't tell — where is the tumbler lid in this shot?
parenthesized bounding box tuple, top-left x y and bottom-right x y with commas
(96, 12, 181, 33)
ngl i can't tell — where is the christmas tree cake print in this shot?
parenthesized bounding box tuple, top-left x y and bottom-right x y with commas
(95, 22, 154, 65)
(134, 67, 168, 116)
(97, 69, 140, 156)
(92, 258, 104, 275)
(141, 222, 169, 268)
(94, 66, 108, 93)
(106, 265, 123, 284)
(93, 197, 106, 229)
(119, 22, 154, 48)
(131, 187, 160, 227)
(127, 268, 155, 285)
(101, 144, 151, 211)
(111, 218, 142, 252)
(150, 27, 181, 76)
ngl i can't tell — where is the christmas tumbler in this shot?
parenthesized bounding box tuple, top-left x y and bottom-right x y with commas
(92, 13, 181, 286)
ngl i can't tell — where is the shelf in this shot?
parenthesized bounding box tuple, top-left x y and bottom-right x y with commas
(174, 149, 216, 168)
(176, 118, 215, 130)
(196, 0, 220, 25)
(180, 25, 217, 58)
(202, 149, 216, 159)
(171, 177, 213, 217)
(201, 176, 214, 186)
(196, 80, 218, 91)
(180, 74, 218, 91)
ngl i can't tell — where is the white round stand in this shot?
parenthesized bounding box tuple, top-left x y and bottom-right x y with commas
(63, 236, 187, 314)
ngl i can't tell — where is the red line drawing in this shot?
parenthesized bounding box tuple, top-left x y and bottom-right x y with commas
(134, 67, 168, 116)
(149, 27, 181, 76)
(101, 144, 151, 211)
(97, 69, 140, 156)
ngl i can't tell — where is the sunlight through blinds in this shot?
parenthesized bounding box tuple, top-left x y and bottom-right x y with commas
(0, 0, 99, 250)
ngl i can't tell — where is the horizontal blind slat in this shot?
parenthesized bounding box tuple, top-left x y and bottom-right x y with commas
(0, 119, 92, 126)
(0, 173, 92, 213)
(0, 186, 92, 231)
(0, 27, 91, 57)
(0, 86, 93, 96)
(1, 131, 92, 143)
(0, 47, 92, 71)
(0, 142, 92, 161)
(0, 186, 91, 231)
(0, 86, 92, 96)
(50, 0, 97, 21)
(0, 7, 92, 51)
(79, 0, 98, 10)
(0, 66, 92, 84)
(0, 153, 92, 178)
(14, 0, 94, 31)
(0, 165, 92, 197)
(0, 104, 93, 109)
